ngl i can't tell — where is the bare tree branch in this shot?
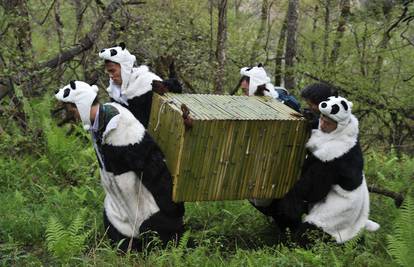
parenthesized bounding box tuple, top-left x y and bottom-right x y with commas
(368, 185, 405, 208)
(124, 1, 145, 5)
(39, 0, 123, 69)
(0, 0, 125, 101)
(39, 0, 57, 25)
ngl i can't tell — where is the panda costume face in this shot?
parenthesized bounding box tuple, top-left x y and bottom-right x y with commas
(55, 81, 99, 130)
(99, 43, 136, 91)
(318, 96, 353, 134)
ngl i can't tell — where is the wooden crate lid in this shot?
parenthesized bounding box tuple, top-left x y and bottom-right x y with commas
(158, 93, 302, 121)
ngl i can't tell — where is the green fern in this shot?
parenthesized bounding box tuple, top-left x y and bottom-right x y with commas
(46, 209, 90, 263)
(387, 196, 414, 267)
(177, 230, 191, 251)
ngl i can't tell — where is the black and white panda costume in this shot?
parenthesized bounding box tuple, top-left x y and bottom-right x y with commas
(55, 81, 184, 251)
(99, 43, 162, 128)
(301, 96, 379, 242)
(254, 96, 379, 244)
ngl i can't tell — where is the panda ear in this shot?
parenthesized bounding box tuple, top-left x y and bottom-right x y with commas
(70, 80, 76, 89)
(119, 42, 126, 50)
(257, 63, 263, 67)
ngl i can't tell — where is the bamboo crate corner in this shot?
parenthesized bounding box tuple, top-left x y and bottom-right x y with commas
(148, 93, 308, 202)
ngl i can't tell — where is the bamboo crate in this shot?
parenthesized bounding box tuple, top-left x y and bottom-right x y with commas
(148, 93, 308, 202)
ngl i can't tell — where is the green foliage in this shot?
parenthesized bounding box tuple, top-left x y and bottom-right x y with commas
(0, 191, 44, 243)
(387, 197, 414, 267)
(46, 209, 91, 264)
(365, 150, 414, 192)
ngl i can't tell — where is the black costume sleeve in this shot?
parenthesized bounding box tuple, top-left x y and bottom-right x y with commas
(334, 143, 364, 191)
(293, 155, 338, 203)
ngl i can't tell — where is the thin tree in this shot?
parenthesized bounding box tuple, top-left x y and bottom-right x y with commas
(330, 0, 351, 70)
(284, 0, 299, 90)
(214, 0, 227, 94)
(322, 0, 331, 68)
(311, 4, 319, 65)
(373, 3, 409, 91)
(274, 13, 288, 86)
(209, 0, 214, 62)
(1, 0, 34, 97)
(250, 0, 268, 63)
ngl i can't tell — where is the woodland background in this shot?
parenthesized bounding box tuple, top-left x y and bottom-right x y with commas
(0, 0, 413, 266)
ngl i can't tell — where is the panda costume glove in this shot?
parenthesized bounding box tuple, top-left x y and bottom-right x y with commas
(55, 81, 99, 130)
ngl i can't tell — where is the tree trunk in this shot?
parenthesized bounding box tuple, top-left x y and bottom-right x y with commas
(214, 0, 227, 94)
(284, 0, 299, 90)
(54, 0, 65, 84)
(322, 0, 331, 68)
(1, 0, 35, 97)
(351, 21, 368, 77)
(209, 0, 214, 62)
(250, 0, 268, 63)
(311, 4, 318, 65)
(234, 0, 242, 18)
(373, 4, 408, 91)
(274, 12, 288, 86)
(329, 0, 351, 70)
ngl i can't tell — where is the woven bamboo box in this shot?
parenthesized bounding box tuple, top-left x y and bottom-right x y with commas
(148, 93, 308, 202)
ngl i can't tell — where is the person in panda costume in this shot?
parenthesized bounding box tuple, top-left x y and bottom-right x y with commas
(98, 43, 181, 128)
(239, 64, 301, 112)
(254, 96, 380, 245)
(55, 81, 185, 252)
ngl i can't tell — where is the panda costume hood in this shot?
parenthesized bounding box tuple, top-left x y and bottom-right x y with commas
(99, 43, 162, 127)
(306, 96, 358, 162)
(240, 65, 279, 99)
(55, 81, 98, 130)
(99, 43, 162, 100)
(301, 96, 379, 243)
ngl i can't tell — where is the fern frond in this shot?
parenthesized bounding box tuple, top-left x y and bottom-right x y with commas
(178, 230, 191, 251)
(45, 213, 90, 264)
(387, 196, 414, 267)
(344, 233, 362, 251)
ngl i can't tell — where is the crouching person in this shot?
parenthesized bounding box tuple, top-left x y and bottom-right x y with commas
(55, 81, 185, 252)
(257, 96, 380, 245)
